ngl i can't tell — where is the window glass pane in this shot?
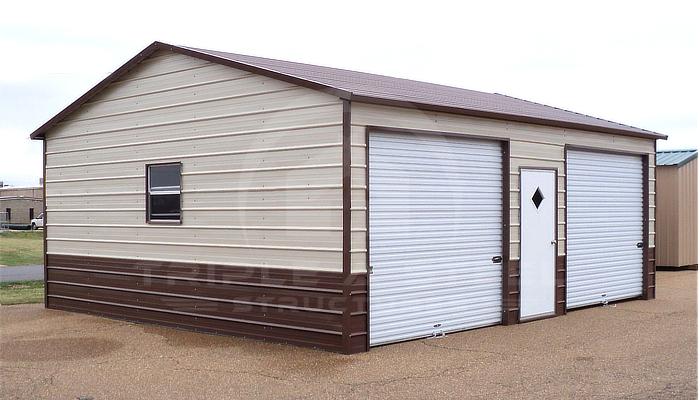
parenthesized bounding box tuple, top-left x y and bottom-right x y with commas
(149, 164, 180, 191)
(150, 194, 181, 220)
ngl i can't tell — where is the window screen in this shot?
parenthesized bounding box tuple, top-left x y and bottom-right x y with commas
(147, 163, 181, 221)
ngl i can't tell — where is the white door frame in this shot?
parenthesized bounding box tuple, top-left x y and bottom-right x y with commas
(519, 168, 557, 320)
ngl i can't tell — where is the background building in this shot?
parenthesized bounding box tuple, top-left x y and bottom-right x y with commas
(655, 150, 697, 269)
(0, 185, 44, 227)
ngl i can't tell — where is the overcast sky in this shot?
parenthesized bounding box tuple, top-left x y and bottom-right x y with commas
(1, 0, 697, 186)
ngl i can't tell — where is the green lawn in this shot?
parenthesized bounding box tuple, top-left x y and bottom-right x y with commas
(0, 230, 44, 266)
(0, 280, 44, 305)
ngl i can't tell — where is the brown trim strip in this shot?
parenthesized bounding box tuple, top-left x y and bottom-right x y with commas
(642, 153, 653, 299)
(43, 140, 48, 306)
(501, 141, 516, 324)
(340, 99, 364, 353)
(504, 260, 520, 324)
(342, 100, 352, 278)
(556, 256, 566, 315)
(364, 125, 371, 350)
(563, 146, 569, 312)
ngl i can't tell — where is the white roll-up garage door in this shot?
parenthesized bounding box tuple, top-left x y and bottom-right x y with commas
(566, 150, 644, 309)
(368, 131, 503, 346)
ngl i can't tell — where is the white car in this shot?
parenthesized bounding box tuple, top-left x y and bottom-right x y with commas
(30, 213, 44, 230)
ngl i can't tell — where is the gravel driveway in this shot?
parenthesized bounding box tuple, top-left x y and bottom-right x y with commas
(0, 270, 696, 399)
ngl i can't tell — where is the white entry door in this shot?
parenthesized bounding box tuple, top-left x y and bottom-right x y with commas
(368, 131, 503, 346)
(520, 169, 556, 319)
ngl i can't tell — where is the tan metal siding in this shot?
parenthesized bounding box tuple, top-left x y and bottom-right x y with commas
(44, 50, 343, 272)
(678, 158, 697, 266)
(656, 159, 698, 267)
(655, 166, 679, 266)
(351, 102, 655, 272)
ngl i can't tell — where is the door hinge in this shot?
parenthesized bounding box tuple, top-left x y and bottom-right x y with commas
(369, 265, 374, 274)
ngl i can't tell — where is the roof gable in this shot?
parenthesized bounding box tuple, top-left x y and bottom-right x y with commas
(30, 41, 667, 140)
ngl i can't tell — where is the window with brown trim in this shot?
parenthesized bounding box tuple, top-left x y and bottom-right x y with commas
(146, 163, 182, 222)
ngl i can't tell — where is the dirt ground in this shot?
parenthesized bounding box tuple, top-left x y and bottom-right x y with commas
(0, 270, 696, 400)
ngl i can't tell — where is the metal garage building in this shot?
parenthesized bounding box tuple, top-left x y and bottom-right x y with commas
(30, 41, 665, 353)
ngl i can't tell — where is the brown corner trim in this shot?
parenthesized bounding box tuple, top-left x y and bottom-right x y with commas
(364, 125, 371, 351)
(43, 140, 48, 307)
(341, 99, 361, 353)
(641, 153, 652, 299)
(563, 147, 568, 313)
(502, 141, 515, 324)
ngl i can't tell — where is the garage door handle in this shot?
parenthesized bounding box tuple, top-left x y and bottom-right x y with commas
(636, 242, 644, 249)
(492, 256, 502, 264)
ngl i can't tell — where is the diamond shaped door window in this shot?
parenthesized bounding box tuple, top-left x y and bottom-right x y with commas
(532, 187, 544, 209)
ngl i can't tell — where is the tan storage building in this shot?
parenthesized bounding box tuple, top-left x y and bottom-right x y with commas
(655, 150, 697, 268)
(0, 186, 44, 227)
(30, 41, 665, 353)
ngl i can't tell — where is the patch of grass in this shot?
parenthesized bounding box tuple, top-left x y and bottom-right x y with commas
(0, 230, 44, 266)
(0, 280, 44, 305)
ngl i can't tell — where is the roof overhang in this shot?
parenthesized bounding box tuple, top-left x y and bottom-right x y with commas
(350, 95, 667, 140)
(29, 41, 668, 141)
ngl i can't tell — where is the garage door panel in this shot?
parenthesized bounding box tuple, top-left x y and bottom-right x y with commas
(369, 131, 502, 346)
(567, 150, 644, 308)
(371, 310, 502, 345)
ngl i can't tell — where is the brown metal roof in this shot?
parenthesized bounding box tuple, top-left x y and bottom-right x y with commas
(30, 41, 667, 140)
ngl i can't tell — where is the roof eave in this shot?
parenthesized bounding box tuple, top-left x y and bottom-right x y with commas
(350, 95, 668, 141)
(29, 41, 667, 143)
(657, 152, 698, 167)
